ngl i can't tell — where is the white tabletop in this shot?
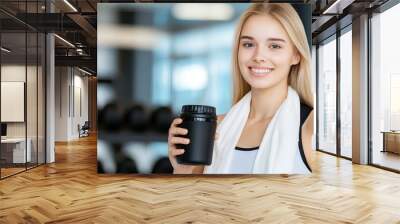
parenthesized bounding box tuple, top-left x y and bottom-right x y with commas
(1, 138, 28, 143)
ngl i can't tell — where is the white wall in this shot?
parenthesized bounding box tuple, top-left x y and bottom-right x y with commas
(54, 67, 89, 141)
(1, 64, 46, 164)
(1, 65, 26, 139)
(55, 67, 69, 141)
(1, 65, 39, 138)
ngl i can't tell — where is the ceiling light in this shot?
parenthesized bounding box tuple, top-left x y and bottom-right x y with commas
(54, 34, 75, 48)
(172, 3, 234, 21)
(322, 0, 354, 15)
(78, 67, 92, 76)
(63, 0, 78, 12)
(1, 47, 11, 53)
(98, 25, 168, 50)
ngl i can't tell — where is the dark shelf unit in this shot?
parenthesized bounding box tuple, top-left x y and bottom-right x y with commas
(98, 130, 168, 144)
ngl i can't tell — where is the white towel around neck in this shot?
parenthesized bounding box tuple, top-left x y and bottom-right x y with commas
(204, 87, 307, 174)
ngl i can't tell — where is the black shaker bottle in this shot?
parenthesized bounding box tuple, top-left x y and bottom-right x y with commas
(176, 105, 217, 165)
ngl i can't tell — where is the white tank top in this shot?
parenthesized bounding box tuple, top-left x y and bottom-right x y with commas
(228, 147, 259, 174)
(226, 103, 313, 174)
(228, 146, 310, 174)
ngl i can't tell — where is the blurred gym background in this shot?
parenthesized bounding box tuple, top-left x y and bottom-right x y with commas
(97, 3, 251, 174)
(97, 3, 311, 174)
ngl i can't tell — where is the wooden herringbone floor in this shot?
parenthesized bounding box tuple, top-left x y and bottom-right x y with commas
(1, 135, 400, 224)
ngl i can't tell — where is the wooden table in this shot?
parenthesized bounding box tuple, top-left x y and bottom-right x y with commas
(1, 138, 31, 163)
(381, 131, 400, 154)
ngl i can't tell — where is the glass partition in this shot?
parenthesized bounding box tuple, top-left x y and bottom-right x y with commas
(370, 3, 400, 171)
(0, 1, 46, 179)
(1, 30, 28, 177)
(317, 36, 337, 155)
(339, 28, 352, 158)
(27, 30, 38, 169)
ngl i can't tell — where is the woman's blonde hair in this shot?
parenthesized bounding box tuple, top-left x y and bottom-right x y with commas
(232, 3, 313, 108)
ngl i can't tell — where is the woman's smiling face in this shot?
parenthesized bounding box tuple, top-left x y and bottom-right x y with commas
(238, 14, 300, 90)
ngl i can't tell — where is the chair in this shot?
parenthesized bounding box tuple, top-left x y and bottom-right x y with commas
(78, 121, 90, 138)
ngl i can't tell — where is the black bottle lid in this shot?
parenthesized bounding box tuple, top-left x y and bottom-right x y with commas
(181, 105, 216, 116)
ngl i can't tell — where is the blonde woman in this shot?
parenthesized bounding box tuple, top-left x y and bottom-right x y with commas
(168, 3, 314, 174)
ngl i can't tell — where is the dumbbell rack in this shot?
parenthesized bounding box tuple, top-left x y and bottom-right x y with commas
(98, 130, 168, 144)
(96, 9, 175, 174)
